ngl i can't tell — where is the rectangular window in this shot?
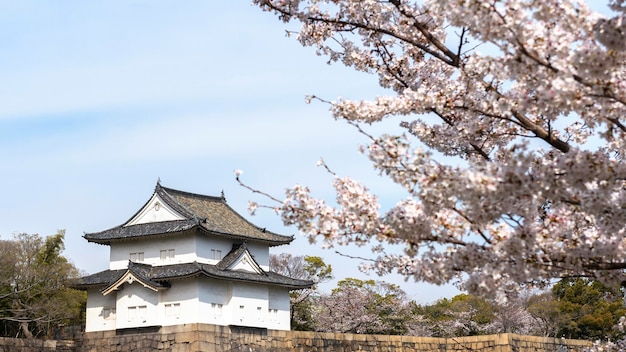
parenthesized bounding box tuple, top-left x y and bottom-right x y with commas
(138, 305, 147, 318)
(211, 249, 222, 260)
(160, 249, 175, 261)
(128, 305, 147, 321)
(128, 306, 136, 321)
(165, 303, 181, 318)
(211, 303, 223, 318)
(129, 252, 144, 262)
(268, 308, 278, 321)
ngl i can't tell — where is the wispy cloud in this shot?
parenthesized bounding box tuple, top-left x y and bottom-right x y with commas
(0, 1, 456, 302)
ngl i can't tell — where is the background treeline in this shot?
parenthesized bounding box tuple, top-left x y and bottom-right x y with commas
(272, 253, 626, 341)
(0, 232, 85, 339)
(0, 238, 624, 341)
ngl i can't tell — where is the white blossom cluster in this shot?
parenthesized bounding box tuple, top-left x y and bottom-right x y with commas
(252, 0, 626, 297)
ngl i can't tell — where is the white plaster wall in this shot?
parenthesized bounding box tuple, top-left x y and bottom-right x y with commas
(195, 235, 234, 265)
(108, 232, 272, 271)
(229, 282, 269, 328)
(197, 278, 231, 325)
(85, 280, 293, 332)
(268, 287, 291, 330)
(246, 242, 269, 271)
(115, 282, 159, 329)
(109, 233, 196, 270)
(85, 288, 117, 332)
(158, 278, 199, 326)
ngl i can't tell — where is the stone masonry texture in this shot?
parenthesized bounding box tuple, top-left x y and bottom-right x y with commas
(0, 324, 592, 352)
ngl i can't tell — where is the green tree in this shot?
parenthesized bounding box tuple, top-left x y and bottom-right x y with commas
(0, 231, 86, 338)
(526, 292, 569, 337)
(551, 278, 625, 340)
(417, 294, 497, 337)
(270, 253, 332, 330)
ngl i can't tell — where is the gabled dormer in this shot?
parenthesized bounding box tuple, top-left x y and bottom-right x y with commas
(217, 243, 264, 274)
(125, 194, 186, 226)
(102, 261, 170, 296)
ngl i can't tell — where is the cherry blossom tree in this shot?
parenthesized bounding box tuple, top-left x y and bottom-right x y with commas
(244, 0, 626, 297)
(269, 253, 332, 330)
(315, 278, 416, 334)
(491, 293, 537, 335)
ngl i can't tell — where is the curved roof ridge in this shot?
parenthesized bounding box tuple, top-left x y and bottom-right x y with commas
(73, 262, 313, 290)
(160, 184, 293, 245)
(215, 242, 266, 275)
(155, 183, 198, 220)
(159, 184, 224, 203)
(127, 260, 157, 283)
(84, 220, 198, 244)
(84, 182, 294, 246)
(101, 261, 169, 295)
(213, 197, 293, 241)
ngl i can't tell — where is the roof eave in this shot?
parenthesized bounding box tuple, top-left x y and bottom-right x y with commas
(199, 227, 293, 246)
(70, 283, 107, 291)
(198, 271, 310, 289)
(84, 227, 197, 245)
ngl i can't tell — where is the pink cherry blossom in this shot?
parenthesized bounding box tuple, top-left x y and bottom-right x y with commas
(250, 0, 626, 297)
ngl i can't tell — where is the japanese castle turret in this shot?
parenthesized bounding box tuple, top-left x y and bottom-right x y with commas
(74, 182, 312, 333)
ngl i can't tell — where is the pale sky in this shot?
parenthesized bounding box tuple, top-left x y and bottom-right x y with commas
(0, 1, 459, 303)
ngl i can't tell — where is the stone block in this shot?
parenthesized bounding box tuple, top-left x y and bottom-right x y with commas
(171, 343, 190, 352)
(196, 341, 217, 351)
(175, 332, 195, 343)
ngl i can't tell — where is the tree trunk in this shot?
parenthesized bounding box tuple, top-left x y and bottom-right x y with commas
(19, 321, 33, 339)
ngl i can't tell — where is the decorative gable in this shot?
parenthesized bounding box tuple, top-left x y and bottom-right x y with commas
(225, 250, 263, 274)
(216, 243, 265, 274)
(125, 194, 186, 226)
(103, 271, 159, 296)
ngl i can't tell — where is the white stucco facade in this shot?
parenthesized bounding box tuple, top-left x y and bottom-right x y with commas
(109, 233, 270, 271)
(79, 184, 306, 333)
(84, 270, 293, 332)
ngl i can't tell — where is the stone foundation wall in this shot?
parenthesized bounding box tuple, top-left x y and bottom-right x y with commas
(0, 337, 77, 352)
(0, 324, 593, 352)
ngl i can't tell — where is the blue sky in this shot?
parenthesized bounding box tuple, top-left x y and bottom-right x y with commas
(0, 1, 459, 303)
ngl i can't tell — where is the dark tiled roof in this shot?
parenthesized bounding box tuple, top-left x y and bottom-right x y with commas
(99, 262, 171, 294)
(123, 261, 176, 287)
(72, 261, 313, 290)
(84, 220, 198, 244)
(216, 243, 248, 270)
(75, 268, 126, 287)
(83, 183, 293, 246)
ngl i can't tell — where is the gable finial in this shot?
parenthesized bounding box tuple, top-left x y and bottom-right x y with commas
(221, 189, 226, 202)
(157, 177, 161, 185)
